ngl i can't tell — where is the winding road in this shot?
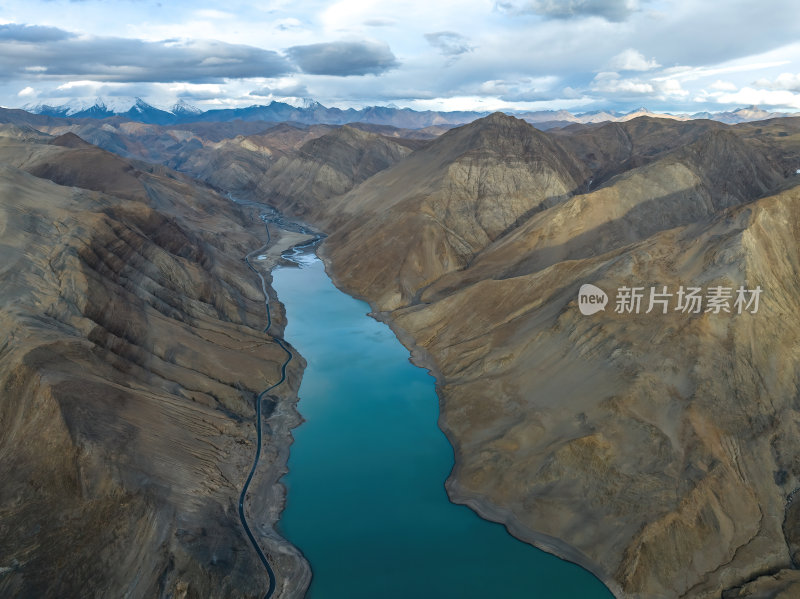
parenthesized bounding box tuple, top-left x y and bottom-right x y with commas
(237, 209, 321, 599)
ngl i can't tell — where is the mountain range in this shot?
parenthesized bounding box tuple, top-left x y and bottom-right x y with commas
(303, 113, 800, 599)
(3, 102, 800, 598)
(19, 97, 799, 129)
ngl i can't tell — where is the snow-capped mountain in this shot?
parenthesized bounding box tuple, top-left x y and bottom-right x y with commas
(24, 97, 139, 118)
(121, 98, 175, 125)
(18, 97, 799, 128)
(24, 97, 198, 124)
(170, 99, 202, 118)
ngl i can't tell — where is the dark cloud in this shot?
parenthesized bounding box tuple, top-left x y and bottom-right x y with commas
(0, 23, 75, 42)
(0, 24, 292, 82)
(499, 0, 638, 22)
(626, 0, 800, 67)
(424, 32, 473, 56)
(286, 41, 398, 76)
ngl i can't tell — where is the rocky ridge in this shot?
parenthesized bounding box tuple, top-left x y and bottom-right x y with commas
(0, 128, 309, 598)
(304, 113, 800, 598)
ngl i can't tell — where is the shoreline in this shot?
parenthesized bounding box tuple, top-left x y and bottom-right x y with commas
(315, 241, 621, 599)
(234, 204, 315, 599)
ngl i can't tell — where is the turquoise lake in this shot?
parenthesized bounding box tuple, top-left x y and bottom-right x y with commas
(273, 246, 613, 599)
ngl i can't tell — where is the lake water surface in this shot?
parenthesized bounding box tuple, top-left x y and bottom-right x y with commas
(273, 246, 613, 598)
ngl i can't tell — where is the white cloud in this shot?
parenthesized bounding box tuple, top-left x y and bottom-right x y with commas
(2, 0, 800, 113)
(193, 9, 235, 20)
(403, 94, 593, 112)
(591, 71, 654, 94)
(753, 72, 800, 92)
(654, 78, 688, 98)
(17, 85, 34, 97)
(654, 60, 791, 84)
(715, 86, 800, 109)
(474, 76, 558, 101)
(56, 79, 126, 92)
(608, 48, 659, 71)
(167, 82, 226, 100)
(709, 79, 737, 91)
(589, 71, 687, 100)
(249, 77, 309, 98)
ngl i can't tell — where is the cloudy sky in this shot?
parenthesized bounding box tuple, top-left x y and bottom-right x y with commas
(1, 0, 799, 114)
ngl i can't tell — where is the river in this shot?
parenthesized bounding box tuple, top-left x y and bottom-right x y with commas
(270, 241, 614, 598)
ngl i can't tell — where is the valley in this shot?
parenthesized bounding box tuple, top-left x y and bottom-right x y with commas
(1, 105, 800, 598)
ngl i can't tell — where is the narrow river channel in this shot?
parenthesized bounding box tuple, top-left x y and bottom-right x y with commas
(271, 241, 614, 599)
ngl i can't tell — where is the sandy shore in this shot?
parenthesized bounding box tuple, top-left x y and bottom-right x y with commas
(252, 228, 315, 271)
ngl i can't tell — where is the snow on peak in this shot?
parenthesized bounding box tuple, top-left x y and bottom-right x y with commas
(172, 99, 202, 115)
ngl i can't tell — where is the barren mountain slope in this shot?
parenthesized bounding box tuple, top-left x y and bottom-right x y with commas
(320, 113, 589, 310)
(385, 180, 800, 598)
(42, 121, 417, 217)
(421, 127, 791, 302)
(547, 117, 728, 187)
(0, 131, 308, 598)
(549, 116, 800, 189)
(161, 123, 339, 197)
(253, 125, 416, 218)
(309, 114, 800, 597)
(0, 109, 427, 215)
